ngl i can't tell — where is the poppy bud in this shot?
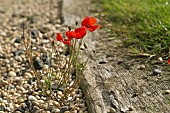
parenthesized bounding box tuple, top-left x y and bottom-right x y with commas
(51, 40, 55, 47)
(92, 50, 96, 53)
(75, 21, 78, 26)
(84, 43, 88, 49)
(68, 26, 71, 31)
(20, 22, 27, 29)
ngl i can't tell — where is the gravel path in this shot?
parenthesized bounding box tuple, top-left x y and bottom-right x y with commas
(0, 0, 88, 113)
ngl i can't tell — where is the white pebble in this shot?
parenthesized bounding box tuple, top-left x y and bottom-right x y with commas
(24, 72, 32, 78)
(68, 97, 72, 101)
(51, 108, 60, 113)
(28, 95, 37, 101)
(9, 103, 14, 111)
(110, 107, 116, 113)
(13, 77, 21, 82)
(37, 100, 44, 104)
(4, 59, 10, 64)
(8, 71, 17, 77)
(57, 91, 63, 96)
(158, 57, 163, 63)
(54, 102, 60, 107)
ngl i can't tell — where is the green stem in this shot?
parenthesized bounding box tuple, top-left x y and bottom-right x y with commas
(75, 39, 83, 80)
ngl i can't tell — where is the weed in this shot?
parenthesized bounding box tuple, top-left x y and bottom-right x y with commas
(100, 0, 170, 57)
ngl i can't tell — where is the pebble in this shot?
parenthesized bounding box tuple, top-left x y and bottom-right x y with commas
(51, 108, 60, 113)
(0, 80, 8, 86)
(15, 111, 22, 113)
(28, 95, 37, 101)
(0, 53, 5, 59)
(2, 91, 8, 97)
(14, 56, 23, 62)
(2, 99, 8, 104)
(6, 107, 11, 112)
(32, 101, 40, 107)
(68, 97, 72, 101)
(158, 57, 163, 63)
(120, 106, 129, 112)
(9, 103, 14, 111)
(33, 57, 44, 70)
(8, 71, 17, 77)
(24, 72, 33, 78)
(57, 91, 63, 97)
(13, 49, 24, 56)
(4, 59, 10, 64)
(153, 69, 161, 75)
(137, 64, 145, 70)
(14, 104, 20, 108)
(41, 39, 49, 44)
(53, 101, 60, 107)
(110, 107, 116, 113)
(35, 95, 41, 100)
(55, 24, 61, 28)
(30, 30, 38, 39)
(41, 103, 48, 110)
(33, 106, 40, 111)
(35, 109, 43, 113)
(17, 98, 24, 104)
(37, 100, 44, 104)
(0, 98, 2, 102)
(64, 111, 69, 113)
(13, 77, 21, 82)
(14, 37, 22, 43)
(48, 100, 54, 106)
(60, 107, 68, 113)
(163, 90, 170, 95)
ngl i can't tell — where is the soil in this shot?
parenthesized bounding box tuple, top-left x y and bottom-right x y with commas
(0, 0, 170, 113)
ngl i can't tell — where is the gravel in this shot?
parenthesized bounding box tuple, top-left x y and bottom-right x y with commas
(0, 0, 88, 113)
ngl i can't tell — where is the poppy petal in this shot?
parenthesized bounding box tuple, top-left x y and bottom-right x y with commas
(88, 17, 97, 26)
(63, 40, 72, 45)
(168, 59, 170, 65)
(88, 25, 101, 32)
(56, 33, 63, 41)
(75, 31, 86, 39)
(81, 17, 89, 26)
(74, 27, 86, 39)
(66, 31, 75, 40)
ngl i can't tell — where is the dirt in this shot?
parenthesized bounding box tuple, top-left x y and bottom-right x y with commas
(0, 0, 170, 113)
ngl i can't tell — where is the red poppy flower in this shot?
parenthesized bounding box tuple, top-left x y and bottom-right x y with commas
(56, 33, 72, 45)
(56, 33, 63, 41)
(74, 26, 86, 39)
(168, 59, 170, 65)
(81, 16, 100, 32)
(66, 31, 75, 40)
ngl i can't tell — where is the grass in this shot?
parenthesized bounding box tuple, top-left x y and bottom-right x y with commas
(99, 0, 170, 57)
